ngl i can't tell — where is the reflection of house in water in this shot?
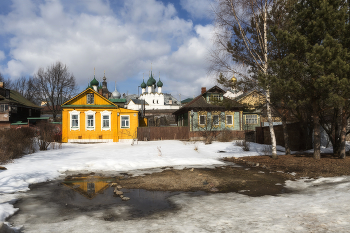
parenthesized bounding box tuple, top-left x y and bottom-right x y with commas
(62, 176, 115, 199)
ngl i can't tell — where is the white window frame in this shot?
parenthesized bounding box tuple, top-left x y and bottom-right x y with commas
(199, 115, 206, 125)
(69, 110, 80, 131)
(121, 115, 130, 128)
(101, 110, 111, 131)
(226, 115, 233, 125)
(85, 110, 96, 131)
(245, 114, 258, 125)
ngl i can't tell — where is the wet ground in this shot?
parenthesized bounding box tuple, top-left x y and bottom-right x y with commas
(5, 163, 292, 231)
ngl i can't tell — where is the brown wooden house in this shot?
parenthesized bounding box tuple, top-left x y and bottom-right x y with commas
(0, 82, 41, 129)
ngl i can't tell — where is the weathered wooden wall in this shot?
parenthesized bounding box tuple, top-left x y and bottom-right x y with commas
(255, 122, 312, 151)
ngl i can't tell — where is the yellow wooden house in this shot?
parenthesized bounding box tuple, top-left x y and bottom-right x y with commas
(61, 86, 139, 143)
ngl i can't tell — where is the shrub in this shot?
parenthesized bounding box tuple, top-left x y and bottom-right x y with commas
(235, 140, 250, 151)
(36, 122, 56, 150)
(262, 145, 272, 155)
(0, 127, 36, 164)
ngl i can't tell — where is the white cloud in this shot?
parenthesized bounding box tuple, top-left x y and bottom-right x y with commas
(0, 0, 217, 98)
(180, 0, 214, 19)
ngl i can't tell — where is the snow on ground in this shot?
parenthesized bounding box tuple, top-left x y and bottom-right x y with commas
(5, 176, 350, 233)
(1, 140, 350, 232)
(0, 141, 270, 222)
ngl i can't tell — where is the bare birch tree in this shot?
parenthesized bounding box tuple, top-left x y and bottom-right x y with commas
(211, 0, 278, 158)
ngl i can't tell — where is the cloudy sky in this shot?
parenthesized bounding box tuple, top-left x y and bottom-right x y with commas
(0, 0, 218, 99)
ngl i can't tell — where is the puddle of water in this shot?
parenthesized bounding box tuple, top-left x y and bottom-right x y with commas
(11, 175, 207, 222)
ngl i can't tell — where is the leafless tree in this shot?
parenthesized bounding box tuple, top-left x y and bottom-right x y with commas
(10, 76, 40, 104)
(210, 0, 278, 158)
(34, 62, 77, 121)
(0, 73, 13, 89)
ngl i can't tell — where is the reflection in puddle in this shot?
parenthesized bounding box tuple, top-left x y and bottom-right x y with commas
(59, 175, 206, 219)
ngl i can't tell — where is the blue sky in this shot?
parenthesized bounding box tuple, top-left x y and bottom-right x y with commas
(0, 0, 218, 99)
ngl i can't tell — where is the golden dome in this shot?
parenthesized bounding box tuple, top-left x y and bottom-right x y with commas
(231, 75, 237, 83)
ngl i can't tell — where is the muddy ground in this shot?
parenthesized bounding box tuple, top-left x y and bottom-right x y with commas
(226, 153, 350, 179)
(113, 153, 350, 196)
(115, 165, 289, 197)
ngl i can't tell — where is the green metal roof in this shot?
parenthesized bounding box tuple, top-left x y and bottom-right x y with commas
(11, 121, 28, 125)
(109, 98, 126, 103)
(3, 90, 41, 109)
(27, 117, 50, 120)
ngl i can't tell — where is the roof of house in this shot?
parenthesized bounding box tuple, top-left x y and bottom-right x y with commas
(61, 88, 118, 107)
(173, 85, 243, 115)
(234, 89, 265, 102)
(128, 99, 149, 105)
(0, 89, 40, 109)
(181, 98, 193, 104)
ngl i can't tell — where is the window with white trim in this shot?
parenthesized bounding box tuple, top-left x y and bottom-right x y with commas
(199, 115, 206, 125)
(121, 115, 130, 128)
(101, 111, 111, 130)
(85, 110, 96, 130)
(213, 115, 219, 125)
(69, 110, 80, 130)
(245, 114, 258, 124)
(226, 115, 233, 125)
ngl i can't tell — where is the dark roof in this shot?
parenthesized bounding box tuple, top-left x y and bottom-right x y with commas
(129, 99, 148, 105)
(0, 89, 40, 109)
(173, 85, 243, 115)
(181, 98, 193, 104)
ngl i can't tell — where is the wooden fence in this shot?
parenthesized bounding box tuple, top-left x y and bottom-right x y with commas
(138, 126, 190, 141)
(137, 126, 245, 141)
(255, 122, 312, 151)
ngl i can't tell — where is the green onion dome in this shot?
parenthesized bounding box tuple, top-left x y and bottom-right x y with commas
(147, 71, 156, 86)
(90, 77, 99, 86)
(141, 79, 147, 88)
(157, 78, 163, 87)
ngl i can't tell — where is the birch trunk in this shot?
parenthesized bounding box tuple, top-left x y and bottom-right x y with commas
(263, 0, 277, 158)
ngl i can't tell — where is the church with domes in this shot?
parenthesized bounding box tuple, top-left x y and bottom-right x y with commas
(127, 71, 180, 111)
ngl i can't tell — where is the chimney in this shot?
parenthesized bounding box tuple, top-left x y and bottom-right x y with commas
(0, 82, 3, 88)
(201, 87, 206, 94)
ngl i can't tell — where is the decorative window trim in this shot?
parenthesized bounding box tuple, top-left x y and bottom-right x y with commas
(121, 115, 130, 129)
(199, 115, 206, 125)
(245, 114, 258, 125)
(101, 110, 111, 131)
(226, 115, 234, 125)
(69, 110, 80, 131)
(85, 110, 96, 131)
(225, 111, 234, 127)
